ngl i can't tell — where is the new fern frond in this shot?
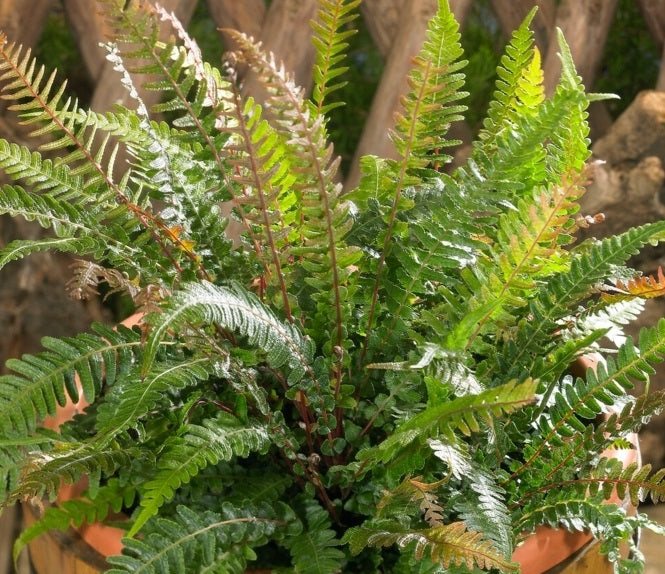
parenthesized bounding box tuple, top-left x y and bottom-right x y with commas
(311, 0, 361, 114)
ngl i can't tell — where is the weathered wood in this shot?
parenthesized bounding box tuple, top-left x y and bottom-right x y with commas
(0, 0, 53, 48)
(658, 44, 665, 91)
(62, 0, 107, 83)
(362, 0, 472, 59)
(490, 0, 556, 53)
(543, 0, 618, 95)
(637, 0, 665, 49)
(241, 0, 319, 101)
(206, 0, 266, 51)
(360, 0, 403, 58)
(346, 0, 472, 189)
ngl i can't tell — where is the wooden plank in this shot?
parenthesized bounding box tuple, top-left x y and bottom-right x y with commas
(206, 0, 266, 51)
(360, 0, 403, 58)
(542, 0, 618, 95)
(658, 44, 665, 91)
(490, 0, 556, 52)
(362, 0, 472, 59)
(346, 0, 472, 189)
(241, 0, 319, 100)
(62, 0, 107, 83)
(637, 0, 665, 49)
(0, 0, 53, 48)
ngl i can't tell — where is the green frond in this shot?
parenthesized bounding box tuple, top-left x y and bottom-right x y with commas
(588, 457, 665, 506)
(0, 430, 56, 503)
(461, 31, 589, 208)
(227, 29, 360, 354)
(501, 220, 665, 378)
(513, 321, 665, 481)
(10, 445, 142, 503)
(142, 281, 315, 385)
(344, 520, 518, 572)
(95, 357, 214, 438)
(284, 497, 345, 574)
(107, 503, 293, 574)
(359, 379, 537, 468)
(478, 8, 538, 149)
(446, 175, 584, 352)
(13, 478, 136, 562)
(0, 184, 162, 277)
(129, 414, 271, 537)
(452, 469, 512, 558)
(0, 323, 141, 435)
(392, 0, 468, 171)
(214, 82, 297, 311)
(311, 0, 361, 114)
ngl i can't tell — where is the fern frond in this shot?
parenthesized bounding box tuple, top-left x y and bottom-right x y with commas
(10, 445, 142, 503)
(284, 497, 345, 574)
(447, 173, 584, 352)
(0, 323, 141, 435)
(215, 78, 296, 314)
(478, 7, 538, 148)
(107, 503, 291, 574)
(502, 221, 665, 378)
(13, 478, 136, 561)
(0, 430, 57, 503)
(462, 30, 589, 211)
(142, 281, 315, 384)
(66, 259, 148, 303)
(129, 414, 271, 537)
(359, 379, 537, 467)
(602, 266, 665, 303)
(512, 320, 665, 481)
(95, 357, 213, 438)
(392, 0, 467, 171)
(585, 456, 665, 506)
(311, 0, 361, 114)
(344, 520, 518, 572)
(227, 29, 360, 361)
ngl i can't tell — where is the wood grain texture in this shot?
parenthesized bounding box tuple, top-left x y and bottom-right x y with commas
(0, 0, 53, 48)
(490, 0, 555, 53)
(637, 0, 665, 48)
(543, 0, 618, 94)
(241, 0, 319, 100)
(206, 0, 266, 51)
(62, 0, 107, 83)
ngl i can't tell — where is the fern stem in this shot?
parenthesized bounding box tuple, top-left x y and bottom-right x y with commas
(227, 81, 293, 321)
(360, 59, 434, 366)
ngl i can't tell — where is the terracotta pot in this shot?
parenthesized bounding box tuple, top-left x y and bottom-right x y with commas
(25, 313, 143, 568)
(25, 351, 638, 574)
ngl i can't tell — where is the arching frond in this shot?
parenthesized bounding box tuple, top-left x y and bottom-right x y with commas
(129, 414, 271, 537)
(344, 520, 518, 572)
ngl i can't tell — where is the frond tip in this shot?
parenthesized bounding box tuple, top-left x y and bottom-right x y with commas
(344, 520, 518, 572)
(602, 267, 665, 303)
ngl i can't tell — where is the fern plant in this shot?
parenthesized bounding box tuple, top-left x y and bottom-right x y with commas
(1, 1, 665, 572)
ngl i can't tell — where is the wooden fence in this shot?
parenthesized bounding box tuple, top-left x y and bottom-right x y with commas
(0, 0, 664, 186)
